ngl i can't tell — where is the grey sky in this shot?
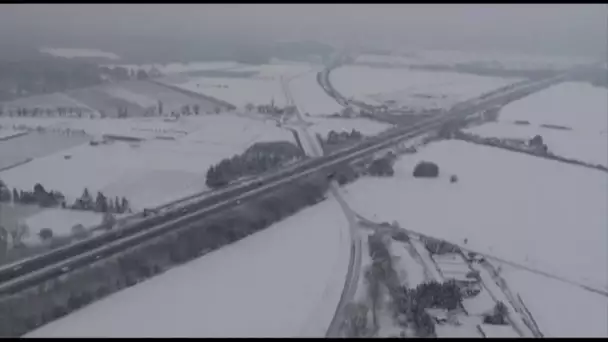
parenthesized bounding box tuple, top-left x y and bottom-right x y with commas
(1, 4, 606, 57)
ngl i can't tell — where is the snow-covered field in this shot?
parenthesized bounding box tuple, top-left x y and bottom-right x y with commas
(0, 131, 89, 170)
(288, 70, 343, 116)
(171, 77, 287, 109)
(105, 61, 245, 75)
(1, 80, 223, 118)
(40, 48, 121, 60)
(26, 197, 350, 337)
(497, 264, 608, 337)
(0, 114, 295, 211)
(466, 82, 608, 166)
(340, 139, 607, 335)
(330, 65, 520, 112)
(355, 50, 594, 71)
(160, 62, 316, 109)
(1, 92, 92, 112)
(0, 128, 26, 141)
(22, 209, 104, 245)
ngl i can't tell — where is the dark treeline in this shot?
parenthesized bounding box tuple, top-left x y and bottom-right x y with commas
(206, 141, 304, 189)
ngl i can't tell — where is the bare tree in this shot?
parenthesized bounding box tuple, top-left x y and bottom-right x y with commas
(245, 103, 254, 112)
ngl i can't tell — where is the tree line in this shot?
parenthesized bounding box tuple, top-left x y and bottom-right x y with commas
(206, 141, 304, 189)
(0, 180, 131, 214)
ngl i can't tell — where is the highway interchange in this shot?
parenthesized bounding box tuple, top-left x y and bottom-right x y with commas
(0, 55, 579, 336)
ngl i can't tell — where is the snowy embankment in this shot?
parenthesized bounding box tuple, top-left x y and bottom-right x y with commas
(466, 82, 608, 167)
(329, 65, 521, 112)
(340, 139, 607, 336)
(0, 114, 295, 211)
(26, 197, 350, 338)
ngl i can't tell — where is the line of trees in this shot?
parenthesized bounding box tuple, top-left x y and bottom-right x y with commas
(0, 180, 131, 214)
(206, 141, 304, 189)
(325, 129, 363, 146)
(0, 181, 64, 208)
(71, 188, 131, 214)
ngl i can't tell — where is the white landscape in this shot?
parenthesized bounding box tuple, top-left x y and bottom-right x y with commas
(288, 69, 343, 116)
(160, 62, 315, 109)
(466, 82, 608, 166)
(0, 9, 606, 337)
(0, 114, 296, 211)
(341, 140, 608, 336)
(330, 64, 521, 111)
(25, 197, 350, 338)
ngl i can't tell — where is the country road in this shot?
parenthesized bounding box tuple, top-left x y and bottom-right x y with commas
(280, 74, 363, 337)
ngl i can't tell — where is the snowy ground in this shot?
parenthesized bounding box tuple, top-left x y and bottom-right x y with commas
(40, 48, 121, 60)
(0, 114, 294, 211)
(330, 65, 520, 112)
(355, 50, 594, 71)
(466, 82, 607, 166)
(340, 139, 607, 335)
(25, 197, 350, 338)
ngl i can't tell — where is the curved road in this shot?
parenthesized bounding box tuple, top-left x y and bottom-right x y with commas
(281, 74, 362, 337)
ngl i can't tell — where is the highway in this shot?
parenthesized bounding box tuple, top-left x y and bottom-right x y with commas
(0, 67, 570, 297)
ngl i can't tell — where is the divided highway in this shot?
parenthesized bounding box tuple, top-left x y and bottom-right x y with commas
(0, 70, 569, 296)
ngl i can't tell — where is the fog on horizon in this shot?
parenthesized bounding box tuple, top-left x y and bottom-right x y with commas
(0, 4, 606, 58)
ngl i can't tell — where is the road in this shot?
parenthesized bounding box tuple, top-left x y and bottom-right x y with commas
(280, 74, 363, 337)
(0, 68, 571, 296)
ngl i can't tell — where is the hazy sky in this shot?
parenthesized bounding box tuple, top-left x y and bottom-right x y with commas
(1, 4, 606, 57)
